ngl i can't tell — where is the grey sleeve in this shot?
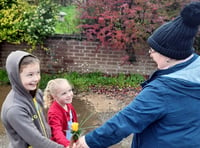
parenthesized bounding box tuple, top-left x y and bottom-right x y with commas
(6, 106, 64, 148)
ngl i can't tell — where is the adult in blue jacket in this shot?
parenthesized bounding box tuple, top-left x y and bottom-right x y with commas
(74, 2, 200, 148)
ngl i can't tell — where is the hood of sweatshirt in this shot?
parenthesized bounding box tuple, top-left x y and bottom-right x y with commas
(6, 50, 37, 98)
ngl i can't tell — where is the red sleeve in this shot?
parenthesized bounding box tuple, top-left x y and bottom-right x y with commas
(48, 112, 70, 147)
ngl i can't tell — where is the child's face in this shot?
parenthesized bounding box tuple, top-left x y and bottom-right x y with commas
(54, 82, 73, 106)
(20, 63, 41, 92)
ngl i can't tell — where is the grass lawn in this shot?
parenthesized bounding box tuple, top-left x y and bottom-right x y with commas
(55, 5, 81, 34)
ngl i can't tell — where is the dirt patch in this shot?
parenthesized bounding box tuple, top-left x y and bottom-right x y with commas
(77, 93, 126, 113)
(76, 89, 136, 113)
(76, 92, 135, 148)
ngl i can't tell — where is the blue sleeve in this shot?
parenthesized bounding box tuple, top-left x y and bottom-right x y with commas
(85, 84, 166, 147)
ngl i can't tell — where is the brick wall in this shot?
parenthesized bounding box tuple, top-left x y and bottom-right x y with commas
(0, 35, 157, 75)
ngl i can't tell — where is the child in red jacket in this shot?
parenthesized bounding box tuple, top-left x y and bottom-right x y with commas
(44, 78, 78, 147)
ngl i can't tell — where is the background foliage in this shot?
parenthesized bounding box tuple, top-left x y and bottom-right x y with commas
(0, 0, 17, 9)
(0, 69, 145, 93)
(77, 0, 199, 62)
(0, 0, 58, 50)
(55, 5, 80, 34)
(0, 0, 199, 54)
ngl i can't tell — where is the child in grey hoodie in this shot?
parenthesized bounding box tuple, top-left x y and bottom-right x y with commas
(1, 50, 65, 148)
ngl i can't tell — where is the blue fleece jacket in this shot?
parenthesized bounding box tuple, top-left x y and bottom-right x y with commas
(85, 54, 200, 148)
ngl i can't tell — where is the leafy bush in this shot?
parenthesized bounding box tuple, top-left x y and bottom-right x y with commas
(20, 0, 58, 50)
(0, 1, 80, 48)
(77, 0, 190, 62)
(0, 0, 17, 9)
(0, 0, 58, 50)
(0, 0, 30, 44)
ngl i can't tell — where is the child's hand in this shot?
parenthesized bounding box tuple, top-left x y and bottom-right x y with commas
(68, 138, 76, 148)
(75, 136, 89, 148)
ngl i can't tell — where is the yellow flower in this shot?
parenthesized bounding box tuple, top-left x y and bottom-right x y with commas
(71, 122, 79, 132)
(71, 122, 81, 142)
(70, 113, 96, 142)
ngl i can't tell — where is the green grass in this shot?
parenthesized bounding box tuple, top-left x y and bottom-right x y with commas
(43, 72, 145, 92)
(0, 69, 145, 93)
(55, 5, 81, 34)
(0, 69, 9, 85)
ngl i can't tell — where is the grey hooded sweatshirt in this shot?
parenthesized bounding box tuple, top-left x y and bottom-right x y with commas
(1, 50, 64, 148)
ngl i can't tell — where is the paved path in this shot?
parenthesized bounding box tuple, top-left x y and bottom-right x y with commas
(0, 133, 9, 148)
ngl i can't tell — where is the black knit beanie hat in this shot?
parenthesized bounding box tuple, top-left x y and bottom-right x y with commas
(147, 2, 200, 60)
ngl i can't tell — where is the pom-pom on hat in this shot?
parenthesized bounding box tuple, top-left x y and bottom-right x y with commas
(147, 2, 200, 60)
